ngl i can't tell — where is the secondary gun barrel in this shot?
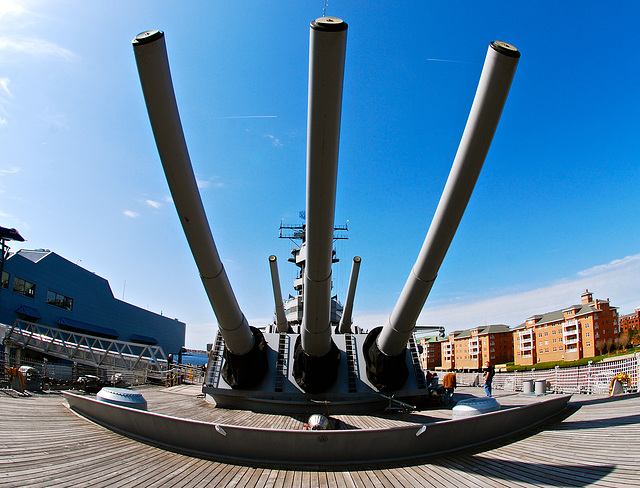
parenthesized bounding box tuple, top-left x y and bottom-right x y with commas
(132, 30, 255, 356)
(301, 17, 348, 357)
(338, 256, 361, 333)
(377, 41, 521, 358)
(268, 255, 288, 332)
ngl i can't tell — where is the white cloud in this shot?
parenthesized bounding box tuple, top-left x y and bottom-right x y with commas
(0, 2, 75, 62)
(0, 167, 19, 191)
(0, 1, 27, 24)
(196, 176, 224, 190)
(0, 77, 11, 97)
(196, 179, 210, 189)
(265, 134, 283, 147)
(353, 253, 640, 333)
(577, 254, 640, 277)
(145, 199, 162, 209)
(0, 78, 12, 126)
(123, 210, 139, 219)
(0, 37, 75, 60)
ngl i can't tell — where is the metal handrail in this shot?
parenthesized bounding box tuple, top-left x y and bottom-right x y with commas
(4, 319, 167, 372)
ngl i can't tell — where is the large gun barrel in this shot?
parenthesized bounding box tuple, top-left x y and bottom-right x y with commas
(338, 256, 361, 333)
(367, 41, 520, 390)
(268, 255, 288, 332)
(291, 18, 347, 393)
(301, 17, 348, 357)
(132, 31, 256, 358)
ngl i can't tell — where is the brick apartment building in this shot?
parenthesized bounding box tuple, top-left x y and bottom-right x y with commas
(419, 335, 445, 371)
(514, 289, 619, 366)
(619, 308, 640, 334)
(439, 324, 513, 371)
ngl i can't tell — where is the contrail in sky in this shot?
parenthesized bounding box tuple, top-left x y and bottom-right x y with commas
(214, 115, 278, 119)
(426, 58, 474, 64)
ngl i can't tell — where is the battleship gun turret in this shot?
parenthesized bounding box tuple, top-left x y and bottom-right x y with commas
(131, 17, 521, 412)
(364, 41, 521, 391)
(132, 30, 268, 389)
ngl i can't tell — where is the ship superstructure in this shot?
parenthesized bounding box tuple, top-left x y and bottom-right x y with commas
(274, 220, 348, 332)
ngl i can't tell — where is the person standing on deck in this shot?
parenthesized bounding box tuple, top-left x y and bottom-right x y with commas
(442, 372, 456, 392)
(483, 361, 495, 397)
(442, 372, 456, 404)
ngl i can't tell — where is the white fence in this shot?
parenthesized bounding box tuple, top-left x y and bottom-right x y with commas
(455, 353, 640, 395)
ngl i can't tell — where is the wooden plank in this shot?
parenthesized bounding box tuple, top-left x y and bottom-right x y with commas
(2, 388, 640, 487)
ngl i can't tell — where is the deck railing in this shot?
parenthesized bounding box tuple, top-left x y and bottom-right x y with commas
(455, 352, 640, 395)
(0, 350, 148, 386)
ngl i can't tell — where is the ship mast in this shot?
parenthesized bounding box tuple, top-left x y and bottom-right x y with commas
(278, 218, 348, 331)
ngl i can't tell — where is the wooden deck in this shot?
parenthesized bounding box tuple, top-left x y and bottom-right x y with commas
(1, 386, 639, 487)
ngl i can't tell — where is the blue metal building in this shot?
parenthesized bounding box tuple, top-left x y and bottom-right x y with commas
(0, 249, 185, 355)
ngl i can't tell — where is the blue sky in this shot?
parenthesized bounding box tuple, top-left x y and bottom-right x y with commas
(2, 1, 639, 349)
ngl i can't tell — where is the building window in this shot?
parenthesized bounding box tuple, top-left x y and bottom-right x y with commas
(13, 276, 36, 298)
(47, 290, 74, 311)
(1, 270, 9, 289)
(585, 332, 590, 338)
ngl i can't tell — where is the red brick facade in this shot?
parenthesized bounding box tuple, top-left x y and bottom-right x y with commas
(514, 290, 619, 366)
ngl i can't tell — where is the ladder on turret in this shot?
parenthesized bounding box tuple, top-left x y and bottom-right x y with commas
(274, 333, 289, 392)
(408, 335, 427, 389)
(207, 332, 225, 387)
(344, 333, 358, 392)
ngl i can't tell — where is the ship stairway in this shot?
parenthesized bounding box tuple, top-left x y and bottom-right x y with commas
(3, 319, 167, 374)
(344, 333, 358, 392)
(274, 332, 289, 392)
(408, 334, 427, 389)
(207, 332, 225, 387)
